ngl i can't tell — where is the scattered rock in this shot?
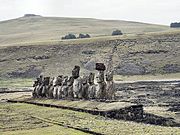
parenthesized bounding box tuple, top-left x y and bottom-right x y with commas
(84, 60, 96, 71)
(115, 63, 146, 75)
(129, 50, 168, 55)
(82, 50, 96, 55)
(163, 64, 180, 73)
(7, 66, 42, 78)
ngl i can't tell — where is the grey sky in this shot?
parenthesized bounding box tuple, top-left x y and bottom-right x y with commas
(0, 0, 179, 25)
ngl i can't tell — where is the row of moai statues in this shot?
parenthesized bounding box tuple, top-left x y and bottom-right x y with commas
(32, 63, 115, 100)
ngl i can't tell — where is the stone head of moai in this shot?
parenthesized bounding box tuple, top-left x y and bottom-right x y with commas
(37, 75, 43, 84)
(88, 73, 95, 85)
(62, 76, 68, 85)
(95, 63, 106, 71)
(39, 75, 43, 80)
(105, 71, 113, 81)
(56, 75, 63, 86)
(33, 80, 38, 87)
(43, 77, 50, 85)
(82, 75, 88, 85)
(95, 63, 106, 83)
(72, 65, 80, 79)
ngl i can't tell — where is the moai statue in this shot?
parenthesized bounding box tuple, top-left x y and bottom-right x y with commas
(32, 79, 39, 98)
(105, 71, 115, 100)
(95, 63, 106, 99)
(53, 75, 63, 99)
(55, 75, 63, 99)
(48, 77, 55, 98)
(61, 76, 68, 99)
(41, 77, 50, 98)
(72, 65, 82, 99)
(81, 75, 89, 99)
(37, 75, 44, 97)
(72, 65, 80, 79)
(88, 73, 96, 99)
(52, 77, 58, 98)
(67, 76, 74, 99)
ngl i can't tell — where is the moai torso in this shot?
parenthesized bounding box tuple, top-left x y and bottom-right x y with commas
(95, 63, 106, 99)
(53, 76, 63, 99)
(56, 75, 63, 99)
(37, 75, 44, 97)
(67, 76, 74, 99)
(41, 77, 50, 97)
(88, 73, 96, 99)
(61, 76, 68, 98)
(73, 77, 82, 99)
(72, 66, 82, 99)
(81, 75, 89, 99)
(48, 77, 55, 98)
(32, 79, 39, 98)
(105, 71, 115, 100)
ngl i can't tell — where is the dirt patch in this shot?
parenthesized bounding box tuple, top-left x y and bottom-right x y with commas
(7, 66, 42, 78)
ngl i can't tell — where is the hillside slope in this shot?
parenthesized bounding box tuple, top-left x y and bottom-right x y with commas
(0, 31, 180, 78)
(0, 15, 170, 46)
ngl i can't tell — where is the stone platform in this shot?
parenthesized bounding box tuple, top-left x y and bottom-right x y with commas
(8, 96, 143, 121)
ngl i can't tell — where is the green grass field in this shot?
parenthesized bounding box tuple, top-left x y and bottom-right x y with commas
(1, 103, 180, 135)
(0, 78, 33, 88)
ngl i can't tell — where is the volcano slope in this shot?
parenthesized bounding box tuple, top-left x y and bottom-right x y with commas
(0, 15, 170, 47)
(0, 16, 180, 78)
(0, 30, 180, 78)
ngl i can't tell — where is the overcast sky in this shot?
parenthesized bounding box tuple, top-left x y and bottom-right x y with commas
(0, 0, 179, 25)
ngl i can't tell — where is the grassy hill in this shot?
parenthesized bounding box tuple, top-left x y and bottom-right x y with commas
(0, 15, 179, 78)
(0, 15, 170, 46)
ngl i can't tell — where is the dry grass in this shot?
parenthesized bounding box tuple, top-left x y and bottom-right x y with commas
(0, 16, 171, 47)
(114, 73, 180, 82)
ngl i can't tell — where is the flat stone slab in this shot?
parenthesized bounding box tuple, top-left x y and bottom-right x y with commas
(10, 95, 137, 110)
(8, 96, 144, 121)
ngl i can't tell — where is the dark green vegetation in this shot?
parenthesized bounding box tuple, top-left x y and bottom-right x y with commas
(112, 29, 123, 36)
(170, 22, 180, 28)
(61, 33, 76, 40)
